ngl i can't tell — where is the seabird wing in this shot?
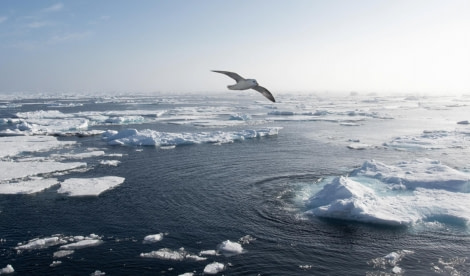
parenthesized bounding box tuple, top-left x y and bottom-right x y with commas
(252, 86, 276, 102)
(212, 70, 245, 82)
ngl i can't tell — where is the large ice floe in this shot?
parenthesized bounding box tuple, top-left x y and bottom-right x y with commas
(306, 159, 470, 227)
(102, 127, 281, 147)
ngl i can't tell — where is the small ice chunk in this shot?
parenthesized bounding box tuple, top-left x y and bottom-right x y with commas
(143, 233, 164, 243)
(60, 239, 103, 250)
(203, 262, 225, 274)
(99, 160, 121, 166)
(392, 266, 402, 274)
(140, 248, 186, 261)
(15, 236, 66, 251)
(0, 178, 59, 194)
(199, 249, 218, 256)
(347, 143, 370, 150)
(53, 250, 74, 258)
(50, 261, 62, 267)
(58, 176, 125, 196)
(0, 265, 14, 274)
(217, 240, 243, 256)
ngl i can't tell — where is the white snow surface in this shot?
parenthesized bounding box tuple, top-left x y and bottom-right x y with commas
(0, 161, 86, 183)
(143, 233, 164, 243)
(217, 240, 244, 255)
(102, 127, 281, 147)
(0, 136, 75, 158)
(58, 176, 125, 196)
(203, 262, 225, 274)
(307, 159, 470, 227)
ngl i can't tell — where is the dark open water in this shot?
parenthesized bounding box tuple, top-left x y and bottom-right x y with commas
(0, 94, 469, 275)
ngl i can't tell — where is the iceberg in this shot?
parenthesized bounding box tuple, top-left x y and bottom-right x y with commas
(102, 127, 282, 147)
(57, 176, 125, 196)
(307, 159, 470, 227)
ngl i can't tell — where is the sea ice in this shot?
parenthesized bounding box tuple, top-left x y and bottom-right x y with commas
(217, 240, 244, 256)
(53, 250, 74, 258)
(15, 236, 67, 251)
(203, 262, 225, 274)
(59, 239, 103, 250)
(0, 265, 14, 274)
(0, 161, 86, 183)
(0, 178, 58, 194)
(57, 176, 125, 196)
(99, 160, 121, 166)
(307, 159, 470, 227)
(143, 233, 164, 243)
(102, 127, 281, 147)
(0, 136, 75, 159)
(140, 248, 186, 261)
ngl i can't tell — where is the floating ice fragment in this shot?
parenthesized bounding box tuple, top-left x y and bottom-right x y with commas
(15, 236, 67, 251)
(140, 248, 186, 261)
(99, 160, 121, 166)
(53, 250, 74, 258)
(217, 240, 243, 256)
(50, 261, 62, 267)
(0, 264, 14, 274)
(143, 233, 164, 243)
(90, 270, 106, 276)
(102, 127, 281, 147)
(0, 161, 86, 183)
(60, 239, 103, 250)
(58, 176, 125, 196)
(0, 178, 59, 194)
(203, 262, 225, 274)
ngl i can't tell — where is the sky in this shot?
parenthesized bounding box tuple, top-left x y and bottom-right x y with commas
(0, 0, 469, 95)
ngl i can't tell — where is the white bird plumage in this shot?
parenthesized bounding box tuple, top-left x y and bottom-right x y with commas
(212, 70, 275, 102)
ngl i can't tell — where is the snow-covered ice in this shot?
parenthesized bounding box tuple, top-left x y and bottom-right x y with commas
(59, 239, 103, 250)
(217, 240, 244, 256)
(307, 159, 470, 227)
(0, 265, 14, 275)
(0, 136, 75, 158)
(140, 248, 206, 261)
(143, 233, 164, 243)
(203, 262, 225, 274)
(102, 127, 281, 147)
(58, 176, 125, 196)
(0, 161, 86, 182)
(0, 178, 58, 194)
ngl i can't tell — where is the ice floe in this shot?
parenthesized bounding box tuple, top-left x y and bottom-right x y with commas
(384, 130, 470, 150)
(0, 265, 14, 275)
(203, 262, 225, 274)
(368, 250, 414, 275)
(217, 240, 244, 256)
(0, 161, 86, 182)
(143, 233, 164, 244)
(307, 159, 470, 227)
(0, 136, 75, 158)
(57, 176, 125, 196)
(15, 234, 102, 253)
(0, 178, 58, 194)
(140, 248, 206, 261)
(102, 127, 281, 147)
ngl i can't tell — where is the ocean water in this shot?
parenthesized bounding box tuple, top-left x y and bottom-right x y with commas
(1, 93, 470, 275)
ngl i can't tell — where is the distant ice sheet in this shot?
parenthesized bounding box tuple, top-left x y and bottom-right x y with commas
(58, 176, 125, 196)
(102, 127, 282, 147)
(307, 159, 470, 227)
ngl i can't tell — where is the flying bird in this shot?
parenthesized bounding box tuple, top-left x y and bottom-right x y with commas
(212, 70, 275, 102)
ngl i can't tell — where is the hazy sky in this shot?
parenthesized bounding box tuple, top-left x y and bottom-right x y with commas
(1, 0, 469, 95)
